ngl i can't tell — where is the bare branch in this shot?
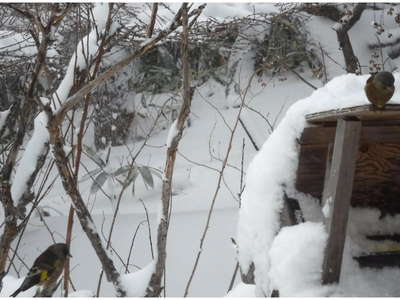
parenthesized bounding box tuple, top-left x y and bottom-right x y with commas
(146, 3, 195, 296)
(146, 3, 158, 38)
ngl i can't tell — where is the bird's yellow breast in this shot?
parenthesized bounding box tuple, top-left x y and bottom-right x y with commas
(40, 270, 48, 282)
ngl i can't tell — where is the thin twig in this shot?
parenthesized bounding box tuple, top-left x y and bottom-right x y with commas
(146, 3, 158, 38)
(139, 199, 154, 259)
(227, 262, 240, 293)
(238, 118, 259, 151)
(239, 138, 245, 208)
(125, 221, 146, 274)
(184, 69, 258, 297)
(290, 68, 318, 90)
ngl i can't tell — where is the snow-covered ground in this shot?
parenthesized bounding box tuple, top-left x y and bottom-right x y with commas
(4, 3, 400, 297)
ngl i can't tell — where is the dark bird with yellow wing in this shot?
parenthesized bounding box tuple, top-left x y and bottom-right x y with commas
(10, 243, 71, 297)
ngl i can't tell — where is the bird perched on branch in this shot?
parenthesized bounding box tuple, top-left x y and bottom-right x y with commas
(364, 71, 395, 108)
(10, 243, 71, 297)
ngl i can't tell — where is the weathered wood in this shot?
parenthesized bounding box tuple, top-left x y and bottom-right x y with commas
(280, 193, 304, 226)
(354, 251, 400, 269)
(296, 142, 400, 215)
(321, 118, 361, 285)
(352, 143, 400, 213)
(367, 234, 400, 242)
(301, 124, 400, 145)
(271, 290, 280, 297)
(296, 144, 328, 199)
(240, 262, 255, 284)
(306, 104, 400, 124)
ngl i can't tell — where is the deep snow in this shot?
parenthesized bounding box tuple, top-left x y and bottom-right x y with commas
(4, 3, 400, 298)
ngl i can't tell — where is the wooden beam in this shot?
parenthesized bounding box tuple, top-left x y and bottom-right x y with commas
(321, 118, 361, 285)
(300, 124, 400, 145)
(306, 104, 400, 124)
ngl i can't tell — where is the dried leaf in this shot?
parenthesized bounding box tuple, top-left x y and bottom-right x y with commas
(138, 166, 154, 188)
(149, 168, 163, 180)
(113, 165, 131, 177)
(126, 166, 139, 183)
(90, 171, 109, 194)
(83, 145, 106, 168)
(80, 168, 102, 182)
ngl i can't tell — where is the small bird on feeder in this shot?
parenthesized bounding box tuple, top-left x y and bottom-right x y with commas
(364, 71, 395, 108)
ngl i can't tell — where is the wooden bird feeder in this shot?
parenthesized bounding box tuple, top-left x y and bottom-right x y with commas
(292, 104, 400, 286)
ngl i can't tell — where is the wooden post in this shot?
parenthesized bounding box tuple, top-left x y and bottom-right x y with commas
(321, 118, 361, 284)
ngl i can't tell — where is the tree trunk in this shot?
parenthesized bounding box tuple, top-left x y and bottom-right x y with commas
(302, 3, 366, 74)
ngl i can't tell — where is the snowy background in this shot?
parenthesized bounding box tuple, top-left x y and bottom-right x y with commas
(2, 2, 400, 297)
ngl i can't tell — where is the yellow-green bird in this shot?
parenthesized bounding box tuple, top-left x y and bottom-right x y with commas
(10, 243, 71, 297)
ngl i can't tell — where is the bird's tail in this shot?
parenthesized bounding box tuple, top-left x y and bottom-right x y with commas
(10, 288, 21, 297)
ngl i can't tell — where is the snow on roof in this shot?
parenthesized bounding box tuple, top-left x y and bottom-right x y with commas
(236, 72, 400, 296)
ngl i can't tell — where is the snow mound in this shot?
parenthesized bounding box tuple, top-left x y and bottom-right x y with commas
(269, 222, 330, 297)
(120, 262, 155, 296)
(69, 289, 95, 297)
(225, 282, 256, 297)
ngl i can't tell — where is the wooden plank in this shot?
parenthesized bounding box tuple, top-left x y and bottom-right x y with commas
(354, 251, 400, 269)
(352, 142, 400, 215)
(306, 104, 400, 124)
(296, 144, 328, 199)
(296, 142, 400, 214)
(367, 234, 400, 242)
(321, 118, 361, 285)
(271, 290, 279, 297)
(280, 193, 304, 227)
(300, 124, 400, 145)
